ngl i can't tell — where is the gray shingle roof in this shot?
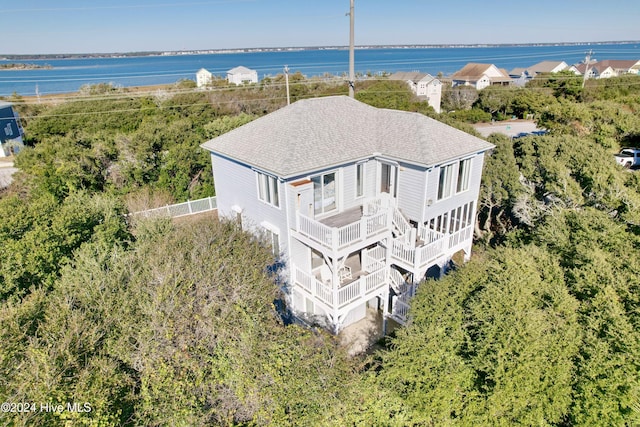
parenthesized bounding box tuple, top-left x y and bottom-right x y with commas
(201, 96, 494, 178)
(227, 66, 255, 74)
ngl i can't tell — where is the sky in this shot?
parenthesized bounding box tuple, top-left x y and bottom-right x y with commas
(5, 0, 639, 55)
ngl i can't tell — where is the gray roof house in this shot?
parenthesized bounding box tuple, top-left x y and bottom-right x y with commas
(202, 96, 493, 332)
(575, 59, 640, 79)
(509, 61, 579, 86)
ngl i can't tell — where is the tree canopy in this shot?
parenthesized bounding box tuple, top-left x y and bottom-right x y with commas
(2, 74, 640, 425)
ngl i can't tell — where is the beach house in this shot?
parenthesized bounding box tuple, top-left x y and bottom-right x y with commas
(201, 96, 493, 332)
(450, 63, 512, 90)
(196, 68, 213, 88)
(388, 72, 442, 113)
(226, 66, 258, 85)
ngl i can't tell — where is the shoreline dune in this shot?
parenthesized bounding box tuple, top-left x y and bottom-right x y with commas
(17, 83, 178, 103)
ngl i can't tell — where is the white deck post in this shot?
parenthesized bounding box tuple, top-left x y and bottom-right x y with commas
(382, 288, 389, 336)
(331, 257, 340, 330)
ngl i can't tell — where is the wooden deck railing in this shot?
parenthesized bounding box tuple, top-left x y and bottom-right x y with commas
(449, 225, 473, 249)
(293, 264, 388, 311)
(293, 266, 333, 306)
(295, 209, 390, 252)
(391, 232, 445, 270)
(391, 296, 411, 323)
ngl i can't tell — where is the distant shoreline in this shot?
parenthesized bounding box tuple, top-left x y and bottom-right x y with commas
(2, 40, 638, 61)
(0, 63, 52, 70)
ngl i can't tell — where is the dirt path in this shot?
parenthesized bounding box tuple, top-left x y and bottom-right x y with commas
(0, 157, 16, 188)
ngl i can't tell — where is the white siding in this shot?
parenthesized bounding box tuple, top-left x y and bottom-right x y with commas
(365, 159, 377, 198)
(396, 162, 426, 222)
(212, 153, 289, 257)
(341, 161, 372, 211)
(341, 162, 358, 210)
(424, 154, 485, 223)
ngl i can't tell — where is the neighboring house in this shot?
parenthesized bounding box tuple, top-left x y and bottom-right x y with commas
(201, 96, 493, 332)
(196, 68, 213, 88)
(574, 61, 615, 79)
(597, 59, 640, 76)
(509, 61, 579, 86)
(388, 72, 442, 113)
(529, 60, 571, 74)
(0, 101, 24, 157)
(226, 66, 258, 85)
(573, 59, 640, 79)
(450, 63, 512, 90)
(508, 68, 532, 87)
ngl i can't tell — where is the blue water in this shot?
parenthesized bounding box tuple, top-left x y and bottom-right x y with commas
(1, 43, 638, 97)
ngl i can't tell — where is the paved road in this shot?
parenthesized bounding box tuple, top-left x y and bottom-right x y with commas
(473, 120, 541, 138)
(0, 159, 16, 188)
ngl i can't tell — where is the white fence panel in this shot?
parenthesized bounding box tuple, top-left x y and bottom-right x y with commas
(131, 196, 217, 219)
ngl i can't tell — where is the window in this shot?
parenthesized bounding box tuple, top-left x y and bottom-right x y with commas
(261, 222, 280, 255)
(356, 163, 364, 198)
(312, 171, 337, 215)
(437, 164, 453, 200)
(266, 229, 280, 255)
(257, 172, 279, 207)
(457, 158, 471, 193)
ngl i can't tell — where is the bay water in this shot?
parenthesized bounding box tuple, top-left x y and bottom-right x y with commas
(1, 43, 638, 97)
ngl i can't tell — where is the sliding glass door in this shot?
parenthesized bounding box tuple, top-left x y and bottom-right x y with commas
(312, 171, 337, 216)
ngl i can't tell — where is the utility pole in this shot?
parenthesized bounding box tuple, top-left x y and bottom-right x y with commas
(348, 0, 355, 98)
(284, 65, 291, 105)
(582, 49, 594, 88)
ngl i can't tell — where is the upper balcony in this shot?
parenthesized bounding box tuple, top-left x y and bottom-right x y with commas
(293, 196, 394, 256)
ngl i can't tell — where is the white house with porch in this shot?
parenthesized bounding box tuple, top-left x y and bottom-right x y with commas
(201, 96, 493, 332)
(226, 66, 258, 85)
(450, 63, 512, 90)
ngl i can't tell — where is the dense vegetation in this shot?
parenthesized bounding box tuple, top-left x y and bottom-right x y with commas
(1, 73, 640, 426)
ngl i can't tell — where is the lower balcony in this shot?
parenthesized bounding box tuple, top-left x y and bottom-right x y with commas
(292, 261, 388, 314)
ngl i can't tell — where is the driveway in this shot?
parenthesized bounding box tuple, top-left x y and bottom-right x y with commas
(473, 120, 541, 138)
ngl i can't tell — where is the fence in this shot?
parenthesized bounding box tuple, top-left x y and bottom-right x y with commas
(130, 196, 217, 219)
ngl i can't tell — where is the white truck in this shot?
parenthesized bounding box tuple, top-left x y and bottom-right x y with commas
(615, 148, 640, 168)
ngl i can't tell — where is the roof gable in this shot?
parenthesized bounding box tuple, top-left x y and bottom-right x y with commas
(598, 59, 640, 70)
(529, 61, 568, 74)
(201, 96, 493, 178)
(451, 63, 510, 82)
(227, 66, 255, 74)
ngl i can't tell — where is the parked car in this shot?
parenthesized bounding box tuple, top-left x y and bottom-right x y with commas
(614, 148, 640, 168)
